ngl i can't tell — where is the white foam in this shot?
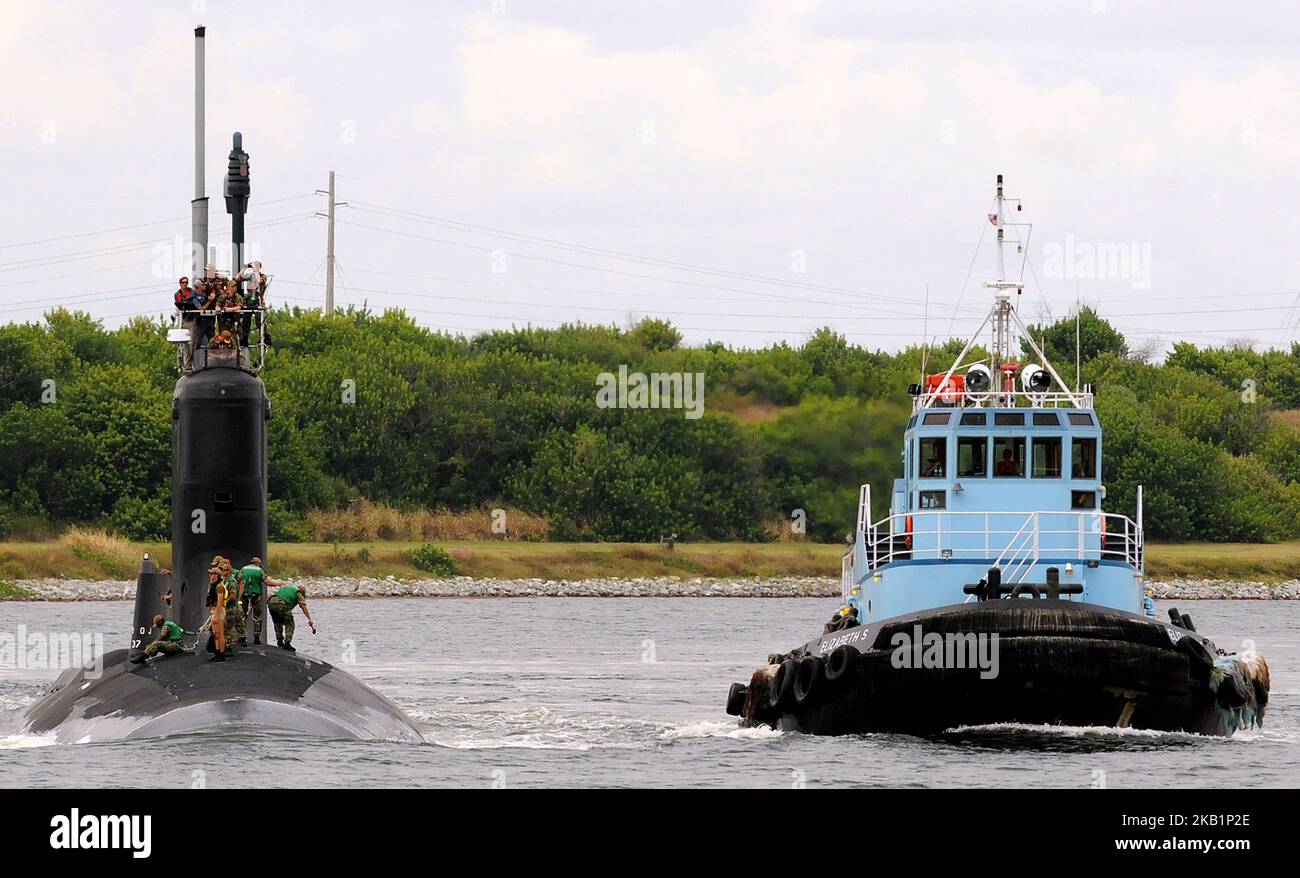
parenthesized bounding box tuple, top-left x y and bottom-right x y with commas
(0, 731, 57, 749)
(659, 719, 784, 742)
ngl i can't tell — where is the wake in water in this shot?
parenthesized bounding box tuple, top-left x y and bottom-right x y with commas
(940, 722, 1224, 752)
(0, 732, 56, 750)
(410, 702, 787, 751)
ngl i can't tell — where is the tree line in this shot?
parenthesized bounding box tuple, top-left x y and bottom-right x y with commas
(2, 305, 1299, 543)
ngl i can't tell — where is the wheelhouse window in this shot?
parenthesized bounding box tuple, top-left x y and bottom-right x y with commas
(1032, 437, 1063, 478)
(993, 437, 1025, 477)
(918, 437, 947, 478)
(960, 412, 987, 426)
(994, 412, 1025, 426)
(957, 436, 988, 477)
(919, 490, 946, 510)
(1071, 490, 1097, 509)
(1072, 437, 1098, 479)
(922, 412, 951, 425)
(1033, 412, 1060, 426)
(1068, 412, 1094, 426)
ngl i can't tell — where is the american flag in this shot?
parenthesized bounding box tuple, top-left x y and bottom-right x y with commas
(987, 213, 999, 226)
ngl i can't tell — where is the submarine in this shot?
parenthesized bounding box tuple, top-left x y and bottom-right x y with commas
(23, 26, 423, 745)
(725, 176, 1270, 738)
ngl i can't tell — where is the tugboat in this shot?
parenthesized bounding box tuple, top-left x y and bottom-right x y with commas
(725, 176, 1270, 737)
(22, 27, 422, 744)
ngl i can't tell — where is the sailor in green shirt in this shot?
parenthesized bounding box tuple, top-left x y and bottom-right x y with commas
(132, 614, 188, 662)
(236, 556, 283, 646)
(267, 584, 316, 652)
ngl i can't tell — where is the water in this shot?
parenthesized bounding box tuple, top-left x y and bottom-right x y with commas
(1, 598, 1296, 788)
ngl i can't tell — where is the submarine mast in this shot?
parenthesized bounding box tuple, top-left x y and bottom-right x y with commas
(192, 26, 208, 279)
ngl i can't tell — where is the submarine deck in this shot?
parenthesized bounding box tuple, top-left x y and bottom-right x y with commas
(24, 647, 424, 744)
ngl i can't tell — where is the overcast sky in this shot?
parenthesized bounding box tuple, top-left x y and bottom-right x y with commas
(3, 0, 1299, 354)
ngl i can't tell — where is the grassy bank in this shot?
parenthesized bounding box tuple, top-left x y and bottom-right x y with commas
(1143, 541, 1300, 582)
(1, 531, 1296, 582)
(0, 531, 843, 581)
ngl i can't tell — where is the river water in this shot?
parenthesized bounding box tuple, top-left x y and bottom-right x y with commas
(1, 597, 1296, 788)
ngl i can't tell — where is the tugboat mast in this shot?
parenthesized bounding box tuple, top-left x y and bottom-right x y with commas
(984, 173, 1021, 385)
(919, 174, 1083, 410)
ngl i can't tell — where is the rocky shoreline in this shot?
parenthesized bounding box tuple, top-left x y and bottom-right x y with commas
(5, 576, 1300, 601)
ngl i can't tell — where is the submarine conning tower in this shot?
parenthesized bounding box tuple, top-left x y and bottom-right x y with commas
(170, 365, 269, 634)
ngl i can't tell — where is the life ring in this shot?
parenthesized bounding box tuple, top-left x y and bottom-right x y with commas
(824, 644, 861, 688)
(793, 656, 825, 708)
(768, 658, 798, 711)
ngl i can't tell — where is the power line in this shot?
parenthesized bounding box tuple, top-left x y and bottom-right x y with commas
(0, 284, 162, 315)
(0, 194, 316, 252)
(346, 199, 976, 311)
(271, 277, 988, 324)
(0, 212, 318, 272)
(335, 217, 978, 319)
(0, 217, 187, 250)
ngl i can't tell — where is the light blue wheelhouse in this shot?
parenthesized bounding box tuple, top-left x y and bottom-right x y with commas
(841, 176, 1148, 624)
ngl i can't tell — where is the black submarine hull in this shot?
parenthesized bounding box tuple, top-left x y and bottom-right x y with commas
(24, 647, 424, 744)
(727, 600, 1270, 738)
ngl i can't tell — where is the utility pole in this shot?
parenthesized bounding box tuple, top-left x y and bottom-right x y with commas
(325, 171, 335, 313)
(315, 171, 345, 314)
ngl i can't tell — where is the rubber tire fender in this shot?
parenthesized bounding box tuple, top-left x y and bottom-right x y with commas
(824, 644, 861, 688)
(768, 659, 798, 711)
(1253, 676, 1269, 709)
(1217, 670, 1250, 709)
(725, 682, 748, 717)
(792, 656, 825, 708)
(1177, 634, 1215, 680)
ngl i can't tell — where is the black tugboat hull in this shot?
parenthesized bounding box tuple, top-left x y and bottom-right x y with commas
(730, 601, 1269, 738)
(23, 647, 424, 744)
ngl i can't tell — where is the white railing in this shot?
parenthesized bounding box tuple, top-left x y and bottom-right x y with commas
(913, 389, 1094, 412)
(993, 513, 1038, 584)
(864, 509, 1142, 574)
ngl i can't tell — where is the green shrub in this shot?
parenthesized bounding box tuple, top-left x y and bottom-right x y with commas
(108, 495, 169, 541)
(409, 544, 456, 576)
(268, 499, 309, 543)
